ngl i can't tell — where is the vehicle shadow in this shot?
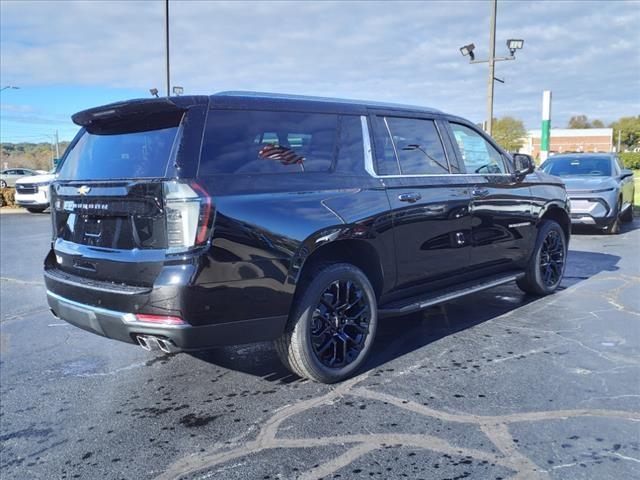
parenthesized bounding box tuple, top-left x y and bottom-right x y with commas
(190, 250, 621, 383)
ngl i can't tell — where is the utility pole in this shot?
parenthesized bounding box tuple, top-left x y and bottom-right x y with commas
(54, 130, 60, 158)
(459, 1, 523, 136)
(164, 0, 170, 97)
(486, 0, 497, 136)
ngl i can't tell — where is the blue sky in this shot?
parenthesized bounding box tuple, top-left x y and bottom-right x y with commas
(1, 0, 639, 143)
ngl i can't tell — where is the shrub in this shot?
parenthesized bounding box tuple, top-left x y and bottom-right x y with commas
(0, 187, 16, 207)
(619, 152, 640, 170)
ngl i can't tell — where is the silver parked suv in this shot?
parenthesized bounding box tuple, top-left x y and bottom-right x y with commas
(540, 153, 635, 234)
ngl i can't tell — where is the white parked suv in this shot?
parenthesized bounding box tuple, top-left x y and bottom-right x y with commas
(15, 171, 56, 213)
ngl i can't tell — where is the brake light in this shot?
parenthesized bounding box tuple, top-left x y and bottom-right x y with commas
(190, 182, 213, 244)
(163, 181, 213, 253)
(135, 314, 186, 325)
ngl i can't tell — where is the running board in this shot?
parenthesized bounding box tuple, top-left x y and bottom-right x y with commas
(379, 271, 525, 318)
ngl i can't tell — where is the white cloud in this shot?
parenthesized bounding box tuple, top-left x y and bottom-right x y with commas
(0, 0, 638, 128)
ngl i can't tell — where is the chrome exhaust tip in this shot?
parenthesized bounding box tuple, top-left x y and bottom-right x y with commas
(156, 338, 173, 354)
(136, 335, 152, 351)
(136, 334, 174, 354)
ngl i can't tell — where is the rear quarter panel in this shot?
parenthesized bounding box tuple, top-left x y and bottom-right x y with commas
(190, 173, 394, 324)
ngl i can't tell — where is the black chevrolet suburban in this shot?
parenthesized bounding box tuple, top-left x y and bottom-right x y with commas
(45, 92, 570, 383)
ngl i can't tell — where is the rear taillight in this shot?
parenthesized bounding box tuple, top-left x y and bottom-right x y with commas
(134, 314, 186, 325)
(163, 181, 213, 253)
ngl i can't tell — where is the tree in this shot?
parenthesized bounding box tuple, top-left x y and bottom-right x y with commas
(610, 116, 640, 151)
(567, 116, 605, 129)
(491, 116, 526, 152)
(567, 115, 591, 129)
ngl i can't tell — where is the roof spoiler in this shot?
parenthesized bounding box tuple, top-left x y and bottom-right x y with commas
(71, 98, 188, 127)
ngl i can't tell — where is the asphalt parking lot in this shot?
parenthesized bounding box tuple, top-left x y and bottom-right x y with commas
(1, 211, 639, 480)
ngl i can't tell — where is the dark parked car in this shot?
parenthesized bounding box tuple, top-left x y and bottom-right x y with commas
(45, 92, 570, 383)
(540, 153, 635, 234)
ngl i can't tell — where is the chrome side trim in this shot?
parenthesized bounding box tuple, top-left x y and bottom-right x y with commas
(379, 273, 523, 317)
(413, 274, 521, 310)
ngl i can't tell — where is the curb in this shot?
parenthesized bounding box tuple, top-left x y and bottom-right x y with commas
(0, 208, 27, 215)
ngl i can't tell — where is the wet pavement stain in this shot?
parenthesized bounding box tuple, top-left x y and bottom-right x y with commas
(178, 413, 221, 428)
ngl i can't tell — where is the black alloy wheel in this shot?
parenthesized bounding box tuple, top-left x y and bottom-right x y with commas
(275, 263, 378, 383)
(516, 219, 567, 296)
(539, 230, 565, 288)
(311, 280, 370, 369)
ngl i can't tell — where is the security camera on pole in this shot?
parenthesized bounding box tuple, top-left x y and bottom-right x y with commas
(458, 0, 524, 136)
(540, 91, 552, 163)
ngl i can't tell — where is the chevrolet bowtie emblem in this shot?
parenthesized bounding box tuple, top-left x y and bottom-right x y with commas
(78, 185, 91, 195)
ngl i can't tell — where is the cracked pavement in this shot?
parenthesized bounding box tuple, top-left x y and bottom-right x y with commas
(1, 212, 639, 479)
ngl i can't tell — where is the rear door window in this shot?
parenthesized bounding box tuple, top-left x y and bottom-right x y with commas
(384, 117, 449, 174)
(199, 110, 339, 175)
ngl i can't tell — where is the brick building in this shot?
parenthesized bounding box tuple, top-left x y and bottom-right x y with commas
(521, 128, 613, 159)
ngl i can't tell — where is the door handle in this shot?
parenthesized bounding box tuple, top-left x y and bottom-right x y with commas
(471, 187, 490, 198)
(398, 192, 422, 203)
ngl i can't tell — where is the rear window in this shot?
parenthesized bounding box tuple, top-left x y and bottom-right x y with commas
(58, 120, 182, 181)
(199, 110, 339, 175)
(540, 156, 612, 177)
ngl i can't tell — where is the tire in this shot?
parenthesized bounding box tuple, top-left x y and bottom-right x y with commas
(621, 195, 634, 223)
(606, 200, 621, 234)
(0, 180, 7, 188)
(517, 220, 567, 296)
(27, 207, 47, 213)
(275, 263, 378, 383)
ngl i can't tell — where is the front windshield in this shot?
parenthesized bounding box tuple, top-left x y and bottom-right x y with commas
(541, 156, 612, 177)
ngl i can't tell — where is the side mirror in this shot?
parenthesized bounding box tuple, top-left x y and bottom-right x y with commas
(620, 168, 634, 179)
(512, 153, 535, 179)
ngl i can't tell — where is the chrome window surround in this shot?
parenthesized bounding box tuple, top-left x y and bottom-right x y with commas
(360, 115, 514, 179)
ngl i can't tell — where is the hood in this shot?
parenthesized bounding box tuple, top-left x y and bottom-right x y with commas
(561, 176, 617, 192)
(15, 173, 56, 185)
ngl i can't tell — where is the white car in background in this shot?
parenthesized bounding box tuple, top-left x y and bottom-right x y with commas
(15, 170, 56, 213)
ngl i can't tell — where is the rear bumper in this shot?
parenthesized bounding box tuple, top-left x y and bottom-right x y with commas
(47, 290, 287, 350)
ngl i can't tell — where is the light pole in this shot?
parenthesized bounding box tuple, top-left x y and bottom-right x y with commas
(459, 0, 524, 136)
(164, 0, 170, 97)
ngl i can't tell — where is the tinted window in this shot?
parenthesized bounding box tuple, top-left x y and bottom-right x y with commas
(371, 117, 400, 175)
(450, 123, 506, 174)
(385, 117, 449, 174)
(199, 110, 338, 175)
(57, 126, 180, 180)
(335, 115, 365, 174)
(540, 156, 612, 177)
